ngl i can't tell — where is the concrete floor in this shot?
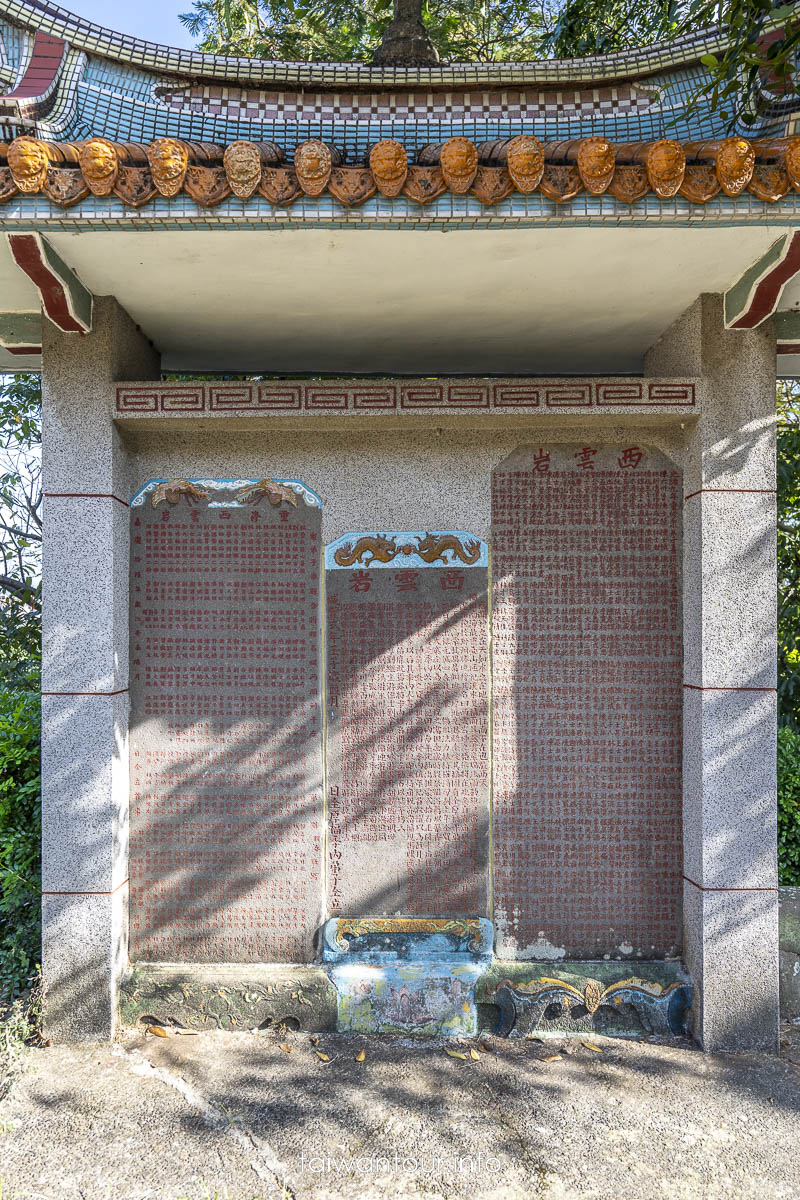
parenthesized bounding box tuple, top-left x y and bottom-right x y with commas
(1, 1023, 800, 1200)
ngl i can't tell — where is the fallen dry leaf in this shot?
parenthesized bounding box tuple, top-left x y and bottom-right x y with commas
(355, 1048, 366, 1062)
(314, 1050, 330, 1062)
(542, 1054, 561, 1062)
(469, 1048, 481, 1061)
(310, 1035, 320, 1046)
(146, 1025, 168, 1038)
(581, 1042, 604, 1053)
(279, 1043, 292, 1054)
(445, 1049, 468, 1060)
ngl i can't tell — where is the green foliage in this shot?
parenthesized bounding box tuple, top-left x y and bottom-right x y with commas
(181, 0, 545, 62)
(180, 0, 800, 125)
(0, 374, 41, 687)
(0, 685, 40, 1003)
(778, 380, 800, 730)
(778, 726, 800, 884)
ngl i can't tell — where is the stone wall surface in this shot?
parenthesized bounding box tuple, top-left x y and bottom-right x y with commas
(41, 297, 160, 1041)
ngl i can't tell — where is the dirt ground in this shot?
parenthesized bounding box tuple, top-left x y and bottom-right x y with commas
(1, 1021, 800, 1200)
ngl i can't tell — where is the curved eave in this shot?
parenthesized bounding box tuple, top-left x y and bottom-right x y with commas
(0, 0, 782, 88)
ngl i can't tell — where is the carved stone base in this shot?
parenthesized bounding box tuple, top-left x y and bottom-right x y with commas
(478, 962, 691, 1039)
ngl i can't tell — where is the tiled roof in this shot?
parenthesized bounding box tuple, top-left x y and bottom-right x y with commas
(0, 0, 779, 88)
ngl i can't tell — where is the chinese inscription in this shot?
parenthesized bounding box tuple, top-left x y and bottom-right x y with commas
(491, 445, 682, 958)
(128, 479, 323, 962)
(325, 533, 490, 917)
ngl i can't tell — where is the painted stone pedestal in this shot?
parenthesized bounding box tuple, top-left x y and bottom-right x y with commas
(323, 918, 493, 1037)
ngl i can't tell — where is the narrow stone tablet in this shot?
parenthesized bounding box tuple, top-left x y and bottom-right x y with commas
(491, 445, 682, 960)
(325, 532, 490, 918)
(129, 477, 323, 962)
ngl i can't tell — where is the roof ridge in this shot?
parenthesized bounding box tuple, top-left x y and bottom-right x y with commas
(0, 0, 783, 88)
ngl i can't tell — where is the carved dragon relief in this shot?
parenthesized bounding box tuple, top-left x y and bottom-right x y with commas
(151, 479, 211, 508)
(148, 477, 301, 509)
(332, 917, 486, 953)
(492, 975, 692, 1038)
(332, 532, 481, 567)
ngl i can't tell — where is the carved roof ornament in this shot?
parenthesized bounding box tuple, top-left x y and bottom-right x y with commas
(685, 137, 755, 196)
(505, 135, 545, 193)
(1, 133, 798, 211)
(402, 165, 446, 204)
(328, 167, 377, 207)
(80, 137, 120, 196)
(470, 166, 515, 206)
(223, 140, 283, 199)
(42, 167, 89, 208)
(294, 139, 333, 197)
(369, 140, 408, 197)
(615, 140, 685, 198)
(8, 136, 60, 192)
(575, 137, 616, 194)
(371, 0, 440, 66)
(224, 140, 263, 200)
(148, 137, 189, 197)
(259, 167, 302, 206)
(418, 137, 478, 193)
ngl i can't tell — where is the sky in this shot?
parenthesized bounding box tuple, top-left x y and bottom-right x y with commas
(59, 0, 193, 48)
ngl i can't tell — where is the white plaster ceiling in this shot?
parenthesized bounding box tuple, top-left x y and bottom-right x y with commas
(0, 224, 790, 374)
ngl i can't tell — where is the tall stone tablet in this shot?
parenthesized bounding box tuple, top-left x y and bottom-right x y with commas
(492, 445, 682, 960)
(129, 476, 323, 962)
(325, 532, 490, 917)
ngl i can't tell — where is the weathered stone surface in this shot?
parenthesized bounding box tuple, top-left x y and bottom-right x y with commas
(128, 479, 324, 962)
(491, 444, 683, 961)
(684, 880, 779, 1052)
(42, 887, 128, 1043)
(780, 887, 800, 1018)
(325, 532, 489, 917)
(120, 964, 337, 1032)
(41, 691, 129, 892)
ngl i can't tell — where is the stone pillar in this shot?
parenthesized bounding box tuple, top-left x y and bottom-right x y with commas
(646, 294, 779, 1052)
(41, 297, 159, 1041)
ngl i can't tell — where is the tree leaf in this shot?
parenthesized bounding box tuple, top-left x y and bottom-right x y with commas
(581, 1041, 604, 1052)
(146, 1024, 169, 1037)
(445, 1048, 468, 1059)
(469, 1047, 481, 1060)
(355, 1047, 366, 1062)
(314, 1049, 330, 1061)
(279, 1043, 292, 1053)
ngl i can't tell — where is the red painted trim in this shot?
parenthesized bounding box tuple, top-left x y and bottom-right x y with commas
(42, 878, 129, 897)
(44, 491, 129, 507)
(731, 231, 800, 329)
(7, 234, 83, 333)
(42, 688, 129, 697)
(683, 683, 776, 692)
(778, 342, 800, 355)
(6, 345, 42, 355)
(2, 32, 66, 102)
(683, 875, 776, 892)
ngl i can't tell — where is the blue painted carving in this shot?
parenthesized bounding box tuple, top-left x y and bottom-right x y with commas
(323, 917, 493, 1038)
(492, 975, 692, 1038)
